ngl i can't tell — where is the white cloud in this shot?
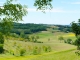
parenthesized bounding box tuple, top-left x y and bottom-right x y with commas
(71, 2, 80, 4)
(27, 8, 37, 12)
(27, 8, 66, 13)
(27, 8, 80, 13)
(48, 8, 66, 13)
(61, 1, 80, 4)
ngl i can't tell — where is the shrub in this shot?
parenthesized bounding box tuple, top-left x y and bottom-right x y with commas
(19, 48, 26, 56)
(33, 46, 38, 55)
(75, 50, 80, 56)
(14, 50, 20, 56)
(64, 40, 67, 43)
(42, 46, 52, 52)
(47, 46, 51, 52)
(36, 36, 39, 39)
(36, 41, 43, 43)
(58, 36, 64, 42)
(0, 44, 4, 53)
(10, 33, 19, 38)
(74, 36, 80, 50)
(42, 46, 48, 52)
(33, 39, 37, 43)
(13, 48, 26, 56)
(0, 32, 4, 44)
(32, 46, 41, 55)
(67, 38, 72, 44)
(9, 49, 14, 55)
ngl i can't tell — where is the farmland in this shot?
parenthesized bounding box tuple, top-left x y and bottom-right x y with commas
(0, 31, 78, 60)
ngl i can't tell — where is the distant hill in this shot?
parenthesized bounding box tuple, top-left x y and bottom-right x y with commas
(11, 23, 48, 35)
(10, 23, 71, 35)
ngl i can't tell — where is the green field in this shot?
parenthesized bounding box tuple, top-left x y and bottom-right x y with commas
(0, 31, 78, 60)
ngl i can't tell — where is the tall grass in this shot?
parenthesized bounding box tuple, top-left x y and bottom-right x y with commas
(0, 32, 77, 60)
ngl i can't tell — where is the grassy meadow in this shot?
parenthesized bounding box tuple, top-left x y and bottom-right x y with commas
(0, 31, 78, 60)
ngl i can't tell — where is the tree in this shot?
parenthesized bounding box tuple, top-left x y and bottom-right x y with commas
(67, 38, 72, 44)
(0, 0, 27, 35)
(34, 0, 53, 12)
(0, 0, 53, 34)
(58, 36, 64, 42)
(75, 35, 80, 50)
(0, 0, 53, 53)
(0, 0, 27, 53)
(20, 31, 25, 38)
(71, 21, 80, 36)
(71, 19, 80, 50)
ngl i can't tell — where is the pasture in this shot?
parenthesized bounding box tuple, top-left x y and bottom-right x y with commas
(0, 31, 78, 60)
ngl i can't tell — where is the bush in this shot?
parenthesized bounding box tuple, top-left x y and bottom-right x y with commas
(67, 38, 72, 44)
(10, 33, 19, 38)
(0, 44, 4, 53)
(0, 32, 4, 44)
(33, 46, 38, 55)
(32, 46, 41, 55)
(19, 48, 26, 56)
(74, 36, 80, 50)
(33, 39, 37, 43)
(36, 41, 43, 43)
(42, 46, 51, 52)
(47, 46, 51, 52)
(64, 40, 67, 43)
(58, 36, 64, 42)
(13, 48, 26, 56)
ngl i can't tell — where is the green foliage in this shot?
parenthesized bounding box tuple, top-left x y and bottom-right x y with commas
(64, 40, 67, 43)
(58, 36, 64, 40)
(11, 23, 47, 35)
(33, 46, 39, 55)
(19, 48, 26, 56)
(10, 44, 26, 56)
(31, 36, 35, 42)
(75, 50, 80, 56)
(67, 38, 72, 44)
(58, 36, 64, 42)
(34, 0, 53, 12)
(0, 32, 4, 44)
(3, 0, 27, 21)
(0, 19, 13, 35)
(20, 31, 25, 38)
(24, 35, 42, 43)
(36, 41, 43, 43)
(0, 0, 27, 35)
(0, 44, 4, 53)
(74, 35, 80, 50)
(42, 46, 51, 52)
(10, 33, 19, 38)
(71, 19, 80, 36)
(71, 19, 80, 50)
(0, 0, 27, 54)
(35, 36, 39, 39)
(47, 46, 51, 52)
(25, 35, 30, 41)
(57, 25, 71, 32)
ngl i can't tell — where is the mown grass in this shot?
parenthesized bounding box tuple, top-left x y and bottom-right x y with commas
(0, 49, 78, 60)
(28, 49, 80, 60)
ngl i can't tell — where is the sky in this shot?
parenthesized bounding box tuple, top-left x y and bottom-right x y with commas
(0, 0, 80, 25)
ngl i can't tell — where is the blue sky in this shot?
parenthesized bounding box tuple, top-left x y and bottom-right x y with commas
(0, 0, 80, 25)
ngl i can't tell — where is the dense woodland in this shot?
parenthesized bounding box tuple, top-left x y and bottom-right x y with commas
(10, 23, 71, 35)
(55, 25, 71, 32)
(11, 23, 48, 35)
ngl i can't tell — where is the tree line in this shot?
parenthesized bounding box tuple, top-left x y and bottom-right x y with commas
(10, 23, 47, 35)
